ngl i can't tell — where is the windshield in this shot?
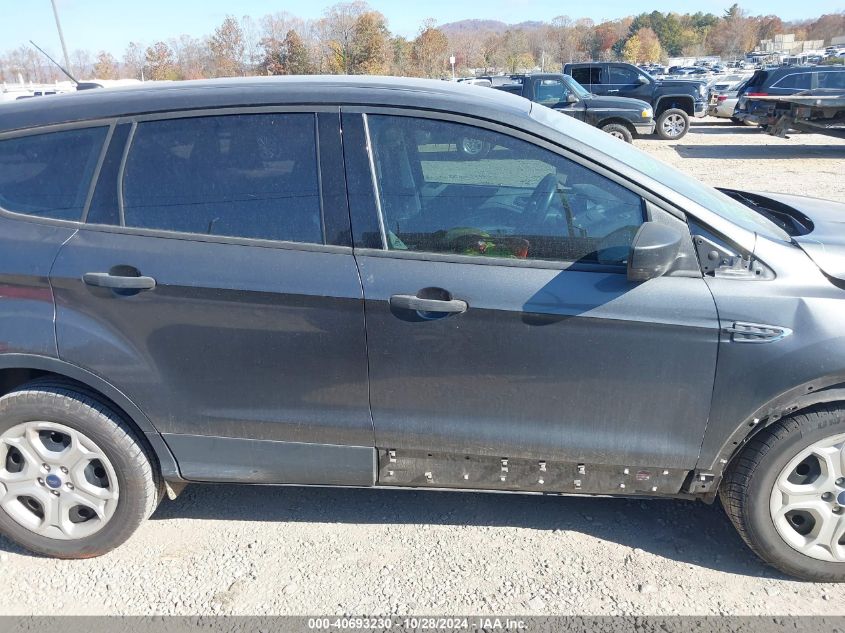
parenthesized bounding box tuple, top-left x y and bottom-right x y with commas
(639, 69, 657, 83)
(562, 75, 592, 99)
(530, 103, 790, 241)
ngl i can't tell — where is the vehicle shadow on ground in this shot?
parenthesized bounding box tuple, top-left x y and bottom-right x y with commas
(0, 484, 786, 579)
(113, 484, 792, 580)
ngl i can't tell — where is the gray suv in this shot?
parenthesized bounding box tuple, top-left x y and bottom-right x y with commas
(0, 77, 844, 581)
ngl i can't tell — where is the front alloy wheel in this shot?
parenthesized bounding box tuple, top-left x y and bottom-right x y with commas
(769, 433, 845, 562)
(721, 405, 845, 581)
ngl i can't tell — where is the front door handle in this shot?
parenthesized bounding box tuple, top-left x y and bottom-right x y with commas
(389, 294, 467, 314)
(82, 272, 156, 290)
(607, 89, 619, 93)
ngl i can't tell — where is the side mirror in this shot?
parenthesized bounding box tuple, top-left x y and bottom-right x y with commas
(627, 222, 683, 282)
(638, 75, 650, 85)
(566, 93, 579, 103)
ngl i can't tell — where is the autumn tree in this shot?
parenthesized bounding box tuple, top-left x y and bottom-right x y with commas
(321, 1, 368, 74)
(209, 16, 245, 77)
(501, 29, 533, 73)
(170, 35, 210, 79)
(262, 29, 314, 75)
(122, 42, 145, 79)
(70, 49, 93, 78)
(92, 51, 119, 79)
(412, 20, 449, 77)
(390, 36, 413, 76)
(351, 11, 390, 74)
(144, 41, 178, 80)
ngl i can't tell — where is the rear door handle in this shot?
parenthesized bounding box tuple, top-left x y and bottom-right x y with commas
(82, 272, 156, 290)
(389, 294, 467, 314)
(607, 89, 619, 93)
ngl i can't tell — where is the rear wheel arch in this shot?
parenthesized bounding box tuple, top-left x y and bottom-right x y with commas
(0, 355, 179, 480)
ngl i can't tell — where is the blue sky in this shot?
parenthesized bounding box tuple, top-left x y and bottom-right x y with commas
(3, 0, 843, 58)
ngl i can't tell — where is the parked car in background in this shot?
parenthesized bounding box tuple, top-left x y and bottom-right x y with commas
(735, 66, 845, 125)
(564, 62, 708, 139)
(708, 76, 752, 123)
(494, 73, 654, 143)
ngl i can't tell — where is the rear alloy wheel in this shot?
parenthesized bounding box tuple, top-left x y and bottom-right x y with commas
(721, 405, 845, 581)
(656, 108, 690, 140)
(600, 123, 633, 144)
(0, 380, 162, 558)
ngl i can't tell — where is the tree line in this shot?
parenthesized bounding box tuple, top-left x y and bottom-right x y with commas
(1, 2, 843, 84)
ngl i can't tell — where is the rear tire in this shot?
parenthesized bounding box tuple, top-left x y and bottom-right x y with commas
(655, 108, 690, 140)
(720, 405, 845, 581)
(0, 380, 162, 558)
(600, 123, 633, 143)
(730, 116, 744, 125)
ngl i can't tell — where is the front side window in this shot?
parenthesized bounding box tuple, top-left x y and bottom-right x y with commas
(366, 115, 645, 266)
(607, 66, 641, 85)
(122, 113, 323, 243)
(0, 126, 108, 220)
(534, 80, 569, 107)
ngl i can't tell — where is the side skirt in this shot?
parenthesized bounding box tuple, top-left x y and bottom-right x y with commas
(378, 449, 690, 497)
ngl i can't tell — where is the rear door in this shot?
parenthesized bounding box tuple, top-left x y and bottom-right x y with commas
(344, 110, 720, 488)
(569, 65, 601, 93)
(50, 110, 374, 485)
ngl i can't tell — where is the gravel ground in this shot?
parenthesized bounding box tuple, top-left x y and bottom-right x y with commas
(2, 118, 845, 617)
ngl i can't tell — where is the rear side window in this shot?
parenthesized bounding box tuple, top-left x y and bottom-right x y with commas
(772, 72, 812, 91)
(571, 67, 601, 85)
(0, 127, 108, 221)
(122, 113, 323, 244)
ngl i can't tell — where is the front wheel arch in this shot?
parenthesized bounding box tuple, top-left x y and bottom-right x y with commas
(654, 95, 695, 117)
(707, 379, 845, 477)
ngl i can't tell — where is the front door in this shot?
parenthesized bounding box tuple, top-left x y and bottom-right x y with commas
(50, 111, 373, 483)
(605, 64, 654, 101)
(348, 112, 719, 476)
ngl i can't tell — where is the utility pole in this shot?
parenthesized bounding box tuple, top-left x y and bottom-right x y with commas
(50, 0, 72, 74)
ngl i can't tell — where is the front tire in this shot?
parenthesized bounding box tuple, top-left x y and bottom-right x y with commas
(0, 380, 162, 558)
(655, 108, 690, 140)
(721, 405, 845, 581)
(600, 123, 633, 143)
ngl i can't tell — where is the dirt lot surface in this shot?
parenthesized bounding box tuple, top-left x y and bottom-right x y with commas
(636, 118, 845, 202)
(2, 119, 845, 617)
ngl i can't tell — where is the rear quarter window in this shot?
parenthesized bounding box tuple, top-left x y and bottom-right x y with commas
(0, 126, 108, 221)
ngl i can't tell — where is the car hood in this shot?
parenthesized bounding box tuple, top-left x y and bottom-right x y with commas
(585, 95, 652, 112)
(723, 189, 845, 280)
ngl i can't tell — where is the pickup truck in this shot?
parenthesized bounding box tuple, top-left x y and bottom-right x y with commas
(493, 73, 655, 144)
(563, 62, 708, 140)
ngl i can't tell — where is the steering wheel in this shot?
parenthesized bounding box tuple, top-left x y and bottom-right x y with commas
(525, 173, 560, 222)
